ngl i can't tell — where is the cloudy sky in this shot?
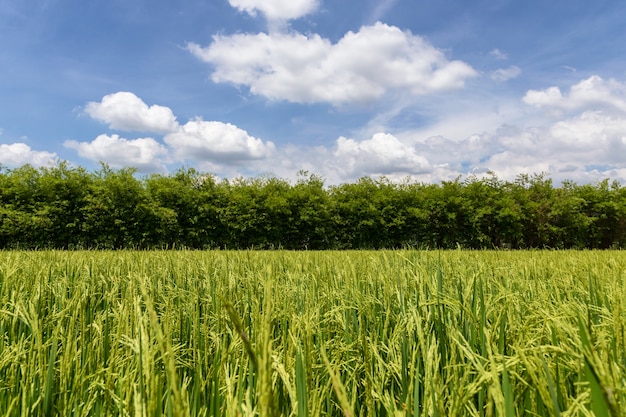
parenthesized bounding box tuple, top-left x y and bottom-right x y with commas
(2, 0, 626, 184)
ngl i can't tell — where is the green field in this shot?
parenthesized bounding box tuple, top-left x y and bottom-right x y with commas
(0, 250, 623, 416)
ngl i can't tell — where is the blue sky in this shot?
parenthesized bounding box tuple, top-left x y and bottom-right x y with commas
(2, 0, 626, 184)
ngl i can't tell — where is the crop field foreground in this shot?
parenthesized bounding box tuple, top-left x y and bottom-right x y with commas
(0, 250, 624, 416)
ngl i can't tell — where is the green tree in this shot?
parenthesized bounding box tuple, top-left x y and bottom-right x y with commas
(34, 162, 93, 248)
(575, 179, 624, 248)
(329, 178, 384, 248)
(218, 176, 292, 248)
(284, 172, 331, 249)
(82, 165, 154, 248)
(145, 168, 225, 248)
(0, 165, 50, 248)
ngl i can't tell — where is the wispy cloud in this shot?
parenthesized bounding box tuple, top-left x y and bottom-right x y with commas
(491, 66, 522, 82)
(367, 0, 398, 23)
(229, 0, 319, 20)
(489, 48, 508, 60)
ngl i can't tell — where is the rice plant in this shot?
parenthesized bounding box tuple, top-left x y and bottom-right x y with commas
(0, 250, 624, 416)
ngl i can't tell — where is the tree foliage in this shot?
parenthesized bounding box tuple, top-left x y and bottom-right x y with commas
(1, 164, 625, 249)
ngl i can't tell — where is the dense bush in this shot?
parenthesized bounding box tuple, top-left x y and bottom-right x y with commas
(1, 163, 625, 249)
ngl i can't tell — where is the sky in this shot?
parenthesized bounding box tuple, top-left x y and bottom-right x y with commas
(2, 0, 626, 185)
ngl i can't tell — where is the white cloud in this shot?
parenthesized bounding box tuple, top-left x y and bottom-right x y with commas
(332, 133, 431, 178)
(38, 77, 626, 184)
(420, 110, 626, 183)
(523, 86, 564, 108)
(523, 75, 626, 113)
(295, 83, 626, 184)
(489, 49, 508, 60)
(224, 135, 435, 184)
(85, 92, 179, 134)
(0, 143, 58, 167)
(549, 111, 626, 162)
(64, 134, 169, 173)
(164, 119, 275, 163)
(491, 66, 521, 82)
(142, 87, 625, 184)
(228, 0, 319, 21)
(368, 0, 398, 22)
(76, 92, 276, 174)
(188, 22, 477, 105)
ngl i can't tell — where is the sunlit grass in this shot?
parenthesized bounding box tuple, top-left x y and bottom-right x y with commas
(0, 250, 624, 416)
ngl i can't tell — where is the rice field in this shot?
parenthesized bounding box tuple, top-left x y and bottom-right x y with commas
(0, 250, 624, 416)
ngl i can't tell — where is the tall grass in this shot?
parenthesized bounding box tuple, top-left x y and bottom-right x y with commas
(0, 250, 624, 416)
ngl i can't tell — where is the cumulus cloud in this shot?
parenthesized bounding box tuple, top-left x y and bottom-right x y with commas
(64, 134, 169, 172)
(165, 119, 275, 163)
(415, 110, 626, 183)
(523, 75, 626, 113)
(510, 75, 626, 182)
(74, 92, 277, 173)
(59, 77, 626, 184)
(85, 92, 179, 134)
(0, 143, 58, 167)
(332, 133, 431, 178)
(188, 22, 477, 105)
(317, 75, 626, 184)
(491, 66, 521, 82)
(59, 113, 626, 184)
(549, 111, 626, 162)
(523, 86, 564, 108)
(228, 0, 318, 21)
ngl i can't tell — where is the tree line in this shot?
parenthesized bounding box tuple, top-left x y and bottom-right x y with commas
(1, 163, 625, 249)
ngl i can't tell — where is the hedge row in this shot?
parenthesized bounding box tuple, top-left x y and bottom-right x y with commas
(1, 163, 625, 249)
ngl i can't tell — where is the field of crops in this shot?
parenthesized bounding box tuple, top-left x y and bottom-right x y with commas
(0, 250, 623, 416)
